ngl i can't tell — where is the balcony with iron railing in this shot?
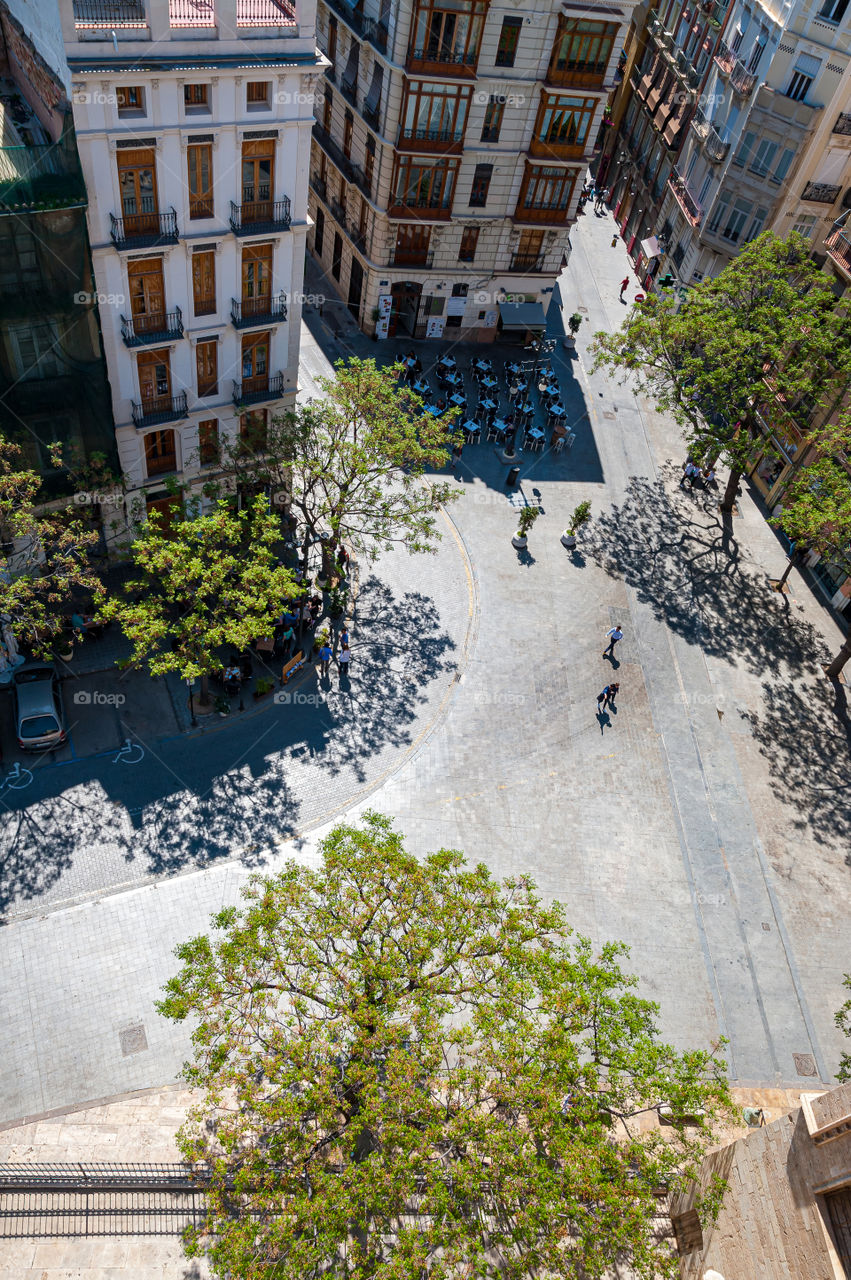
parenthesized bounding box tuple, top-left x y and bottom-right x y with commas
(312, 126, 371, 199)
(667, 169, 702, 226)
(132, 390, 188, 429)
(229, 197, 291, 234)
(714, 40, 757, 96)
(387, 193, 453, 220)
(233, 371, 285, 405)
(508, 252, 545, 273)
(311, 172, 327, 200)
(321, 0, 389, 53)
(74, 0, 297, 27)
(826, 215, 851, 276)
(397, 125, 465, 155)
(546, 60, 608, 90)
(73, 0, 146, 27)
(110, 208, 178, 251)
(801, 181, 841, 205)
(406, 46, 478, 78)
(339, 77, 359, 108)
(833, 112, 851, 136)
(690, 106, 730, 162)
(347, 222, 367, 252)
(231, 293, 288, 328)
(647, 13, 674, 50)
(513, 202, 571, 226)
(329, 198, 348, 223)
(121, 306, 184, 348)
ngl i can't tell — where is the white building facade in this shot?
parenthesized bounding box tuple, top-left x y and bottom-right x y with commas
(309, 0, 636, 343)
(59, 0, 322, 522)
(655, 0, 851, 288)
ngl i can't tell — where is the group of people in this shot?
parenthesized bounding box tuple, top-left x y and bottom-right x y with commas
(579, 182, 607, 215)
(596, 626, 625, 723)
(680, 460, 717, 490)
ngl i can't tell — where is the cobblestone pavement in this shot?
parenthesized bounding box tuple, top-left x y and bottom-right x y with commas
(2, 205, 851, 1135)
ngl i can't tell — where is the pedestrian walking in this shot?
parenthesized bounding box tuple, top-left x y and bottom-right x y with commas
(596, 682, 620, 711)
(619, 277, 630, 301)
(279, 623, 296, 657)
(606, 681, 620, 707)
(450, 439, 464, 471)
(611, 233, 618, 248)
(603, 625, 624, 657)
(319, 641, 332, 677)
(338, 644, 352, 678)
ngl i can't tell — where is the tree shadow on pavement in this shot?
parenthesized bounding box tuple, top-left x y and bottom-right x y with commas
(583, 470, 851, 856)
(583, 471, 824, 675)
(0, 576, 457, 916)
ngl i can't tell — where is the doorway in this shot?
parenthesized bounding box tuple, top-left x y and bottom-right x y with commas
(390, 280, 422, 337)
(348, 257, 364, 321)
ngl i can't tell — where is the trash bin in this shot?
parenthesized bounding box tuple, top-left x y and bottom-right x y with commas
(505, 465, 521, 487)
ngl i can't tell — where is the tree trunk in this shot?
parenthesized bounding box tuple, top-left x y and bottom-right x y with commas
(200, 671, 210, 706)
(776, 556, 795, 590)
(720, 466, 741, 514)
(826, 633, 851, 680)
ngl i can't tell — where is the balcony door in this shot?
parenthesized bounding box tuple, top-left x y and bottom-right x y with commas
(517, 229, 544, 260)
(242, 243, 273, 319)
(242, 139, 274, 222)
(137, 348, 171, 408)
(118, 148, 158, 236)
(128, 257, 165, 335)
(241, 331, 270, 393)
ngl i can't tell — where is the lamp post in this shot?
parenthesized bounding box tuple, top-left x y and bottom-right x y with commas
(187, 678, 198, 728)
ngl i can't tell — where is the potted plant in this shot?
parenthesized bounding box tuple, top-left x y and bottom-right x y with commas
(561, 499, 591, 549)
(214, 694, 231, 717)
(565, 313, 583, 347)
(328, 586, 348, 620)
(512, 504, 540, 549)
(253, 677, 274, 701)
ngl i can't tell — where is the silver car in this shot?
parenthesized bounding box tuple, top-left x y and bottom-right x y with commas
(13, 663, 67, 752)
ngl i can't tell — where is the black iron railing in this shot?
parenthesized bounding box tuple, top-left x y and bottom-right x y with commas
(233, 371, 285, 405)
(131, 391, 188, 428)
(229, 198, 291, 233)
(231, 293, 288, 327)
(121, 307, 184, 347)
(110, 208, 178, 250)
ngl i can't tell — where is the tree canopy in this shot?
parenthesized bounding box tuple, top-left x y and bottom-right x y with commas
(202, 358, 460, 580)
(0, 431, 103, 654)
(160, 813, 730, 1280)
(774, 425, 851, 675)
(102, 495, 297, 703)
(591, 232, 850, 512)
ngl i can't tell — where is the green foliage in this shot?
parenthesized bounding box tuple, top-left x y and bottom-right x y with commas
(836, 974, 851, 1081)
(517, 504, 540, 537)
(101, 496, 297, 693)
(0, 431, 104, 654)
(204, 358, 461, 577)
(159, 813, 731, 1280)
(568, 313, 583, 335)
(774, 425, 851, 561)
(254, 676, 274, 696)
(568, 500, 592, 534)
(591, 233, 850, 509)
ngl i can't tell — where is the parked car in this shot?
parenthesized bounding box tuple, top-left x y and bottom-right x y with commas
(13, 663, 66, 751)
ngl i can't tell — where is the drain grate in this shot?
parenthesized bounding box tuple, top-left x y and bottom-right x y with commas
(119, 1024, 148, 1057)
(793, 1053, 818, 1077)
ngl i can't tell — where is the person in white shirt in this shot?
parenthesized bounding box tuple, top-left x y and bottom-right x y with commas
(603, 626, 623, 657)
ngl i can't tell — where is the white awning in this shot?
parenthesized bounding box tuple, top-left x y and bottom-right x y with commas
(497, 301, 547, 330)
(641, 235, 661, 259)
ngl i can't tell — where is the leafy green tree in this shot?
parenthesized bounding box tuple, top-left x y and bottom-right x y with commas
(202, 358, 460, 584)
(160, 812, 731, 1280)
(0, 432, 104, 654)
(591, 232, 849, 513)
(773, 427, 851, 676)
(102, 495, 297, 706)
(836, 974, 851, 1081)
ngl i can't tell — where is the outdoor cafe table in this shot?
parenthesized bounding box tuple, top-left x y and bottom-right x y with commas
(506, 361, 522, 376)
(413, 379, 430, 394)
(473, 358, 493, 373)
(517, 401, 535, 416)
(526, 426, 545, 443)
(481, 375, 498, 390)
(462, 419, 480, 436)
(479, 398, 497, 412)
(548, 403, 566, 419)
(437, 355, 456, 370)
(449, 392, 466, 407)
(425, 404, 443, 416)
(443, 371, 463, 388)
(492, 418, 510, 435)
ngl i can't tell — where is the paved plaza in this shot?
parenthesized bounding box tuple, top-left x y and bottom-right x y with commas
(1, 204, 850, 1150)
